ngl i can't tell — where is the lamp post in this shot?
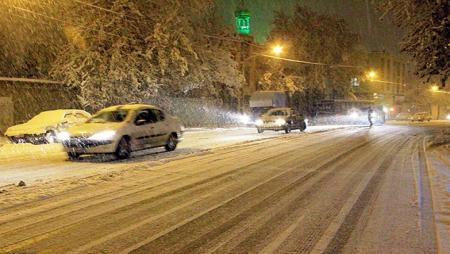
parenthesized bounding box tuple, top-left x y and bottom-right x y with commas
(240, 44, 285, 111)
(366, 70, 378, 81)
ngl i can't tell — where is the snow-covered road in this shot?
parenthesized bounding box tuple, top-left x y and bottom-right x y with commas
(0, 125, 349, 186)
(0, 123, 448, 253)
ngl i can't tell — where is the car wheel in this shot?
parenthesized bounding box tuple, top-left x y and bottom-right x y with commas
(257, 128, 264, 133)
(67, 152, 80, 160)
(300, 121, 307, 132)
(165, 134, 178, 152)
(45, 131, 56, 144)
(115, 137, 132, 159)
(284, 126, 291, 134)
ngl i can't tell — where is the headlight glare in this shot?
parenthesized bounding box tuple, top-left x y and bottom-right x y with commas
(56, 131, 70, 141)
(89, 130, 116, 141)
(350, 112, 359, 119)
(255, 119, 263, 126)
(275, 119, 286, 125)
(238, 114, 251, 125)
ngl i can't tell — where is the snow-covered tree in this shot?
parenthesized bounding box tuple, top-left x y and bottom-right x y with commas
(46, 0, 243, 110)
(379, 0, 449, 87)
(257, 6, 367, 114)
(0, 0, 63, 78)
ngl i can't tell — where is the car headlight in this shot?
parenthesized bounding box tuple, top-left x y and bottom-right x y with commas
(446, 114, 450, 120)
(56, 131, 70, 141)
(238, 114, 251, 125)
(255, 119, 263, 126)
(89, 130, 116, 141)
(350, 112, 359, 119)
(275, 119, 286, 125)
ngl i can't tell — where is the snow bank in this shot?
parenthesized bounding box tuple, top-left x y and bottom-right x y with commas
(0, 143, 65, 160)
(426, 131, 450, 253)
(0, 125, 348, 162)
(0, 136, 7, 147)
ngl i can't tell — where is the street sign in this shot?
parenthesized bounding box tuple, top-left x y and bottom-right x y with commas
(235, 9, 251, 35)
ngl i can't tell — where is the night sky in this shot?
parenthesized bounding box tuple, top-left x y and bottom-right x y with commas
(216, 0, 403, 53)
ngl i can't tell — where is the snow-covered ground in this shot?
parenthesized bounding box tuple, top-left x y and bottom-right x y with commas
(0, 124, 445, 254)
(0, 125, 351, 186)
(0, 126, 350, 162)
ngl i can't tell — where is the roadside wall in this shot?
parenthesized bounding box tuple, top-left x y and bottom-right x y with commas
(0, 97, 13, 134)
(0, 81, 80, 134)
(146, 96, 240, 127)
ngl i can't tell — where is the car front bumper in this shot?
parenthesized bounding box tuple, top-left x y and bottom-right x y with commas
(256, 123, 287, 131)
(62, 138, 117, 154)
(8, 133, 48, 144)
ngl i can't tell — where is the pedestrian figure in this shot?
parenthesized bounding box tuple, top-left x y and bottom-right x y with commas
(368, 106, 373, 127)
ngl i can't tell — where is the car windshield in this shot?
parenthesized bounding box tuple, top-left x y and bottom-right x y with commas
(268, 110, 286, 116)
(28, 111, 63, 124)
(88, 110, 129, 123)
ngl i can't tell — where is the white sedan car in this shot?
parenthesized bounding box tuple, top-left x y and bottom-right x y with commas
(4, 109, 91, 144)
(58, 104, 183, 160)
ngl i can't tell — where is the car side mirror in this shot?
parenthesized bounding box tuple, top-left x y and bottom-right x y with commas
(135, 119, 147, 126)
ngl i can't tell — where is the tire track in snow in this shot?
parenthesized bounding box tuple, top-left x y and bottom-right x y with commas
(0, 130, 370, 252)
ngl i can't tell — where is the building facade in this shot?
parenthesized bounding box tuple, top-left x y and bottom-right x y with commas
(366, 51, 419, 113)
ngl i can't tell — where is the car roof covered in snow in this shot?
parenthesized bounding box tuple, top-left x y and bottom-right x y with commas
(41, 109, 87, 113)
(101, 104, 159, 112)
(27, 109, 90, 123)
(34, 109, 89, 118)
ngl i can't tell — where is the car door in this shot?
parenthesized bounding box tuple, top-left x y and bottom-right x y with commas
(130, 109, 155, 149)
(288, 109, 298, 127)
(147, 109, 169, 146)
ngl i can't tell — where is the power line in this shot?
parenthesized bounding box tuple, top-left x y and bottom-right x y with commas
(2, 3, 133, 40)
(2, 2, 365, 70)
(0, 76, 63, 85)
(69, 0, 141, 22)
(5, 12, 54, 27)
(71, 0, 123, 16)
(370, 79, 406, 86)
(202, 34, 264, 48)
(259, 54, 364, 69)
(4, 2, 252, 47)
(69, 0, 265, 49)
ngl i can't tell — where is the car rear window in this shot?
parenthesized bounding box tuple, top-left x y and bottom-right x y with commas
(88, 110, 129, 123)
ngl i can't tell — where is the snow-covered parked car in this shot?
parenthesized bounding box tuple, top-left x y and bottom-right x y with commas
(58, 104, 183, 160)
(5, 109, 91, 144)
(255, 107, 307, 133)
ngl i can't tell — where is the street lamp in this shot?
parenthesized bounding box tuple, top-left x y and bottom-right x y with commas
(430, 85, 439, 92)
(366, 70, 377, 81)
(272, 45, 283, 56)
